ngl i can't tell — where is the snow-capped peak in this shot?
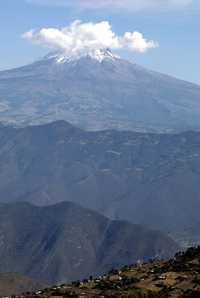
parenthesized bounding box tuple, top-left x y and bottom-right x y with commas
(44, 49, 120, 64)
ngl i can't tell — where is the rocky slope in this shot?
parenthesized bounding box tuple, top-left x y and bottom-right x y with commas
(0, 202, 178, 284)
(15, 246, 200, 298)
(0, 121, 199, 245)
(1, 51, 200, 132)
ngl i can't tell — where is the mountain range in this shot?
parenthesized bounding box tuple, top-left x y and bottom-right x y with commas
(0, 49, 200, 289)
(0, 121, 199, 246)
(0, 201, 178, 284)
(1, 50, 200, 132)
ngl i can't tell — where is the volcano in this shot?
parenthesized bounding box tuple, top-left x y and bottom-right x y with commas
(0, 49, 200, 132)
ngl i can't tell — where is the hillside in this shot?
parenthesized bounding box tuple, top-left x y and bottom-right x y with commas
(1, 51, 200, 132)
(0, 202, 177, 284)
(0, 273, 45, 297)
(0, 121, 199, 245)
(17, 246, 200, 298)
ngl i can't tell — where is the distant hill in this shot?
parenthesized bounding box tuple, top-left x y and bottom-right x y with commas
(16, 246, 200, 298)
(0, 202, 178, 284)
(1, 50, 200, 132)
(0, 273, 45, 296)
(0, 121, 199, 245)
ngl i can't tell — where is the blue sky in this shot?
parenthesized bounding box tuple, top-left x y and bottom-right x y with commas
(0, 0, 200, 84)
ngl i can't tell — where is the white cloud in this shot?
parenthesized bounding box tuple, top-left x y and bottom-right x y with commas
(122, 32, 158, 53)
(26, 0, 198, 11)
(22, 20, 158, 56)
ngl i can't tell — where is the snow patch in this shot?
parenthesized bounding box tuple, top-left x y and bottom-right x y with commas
(44, 48, 120, 64)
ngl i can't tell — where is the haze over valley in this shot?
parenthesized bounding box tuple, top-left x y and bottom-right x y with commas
(0, 1, 200, 296)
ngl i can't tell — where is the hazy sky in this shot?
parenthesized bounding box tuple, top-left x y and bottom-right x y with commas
(0, 0, 200, 84)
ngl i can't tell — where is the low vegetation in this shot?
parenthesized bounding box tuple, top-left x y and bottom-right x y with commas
(10, 246, 200, 298)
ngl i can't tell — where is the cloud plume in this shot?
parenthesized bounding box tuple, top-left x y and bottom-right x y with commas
(22, 20, 158, 57)
(26, 0, 197, 11)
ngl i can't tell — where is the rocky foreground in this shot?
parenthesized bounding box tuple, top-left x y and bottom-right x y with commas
(13, 246, 200, 298)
